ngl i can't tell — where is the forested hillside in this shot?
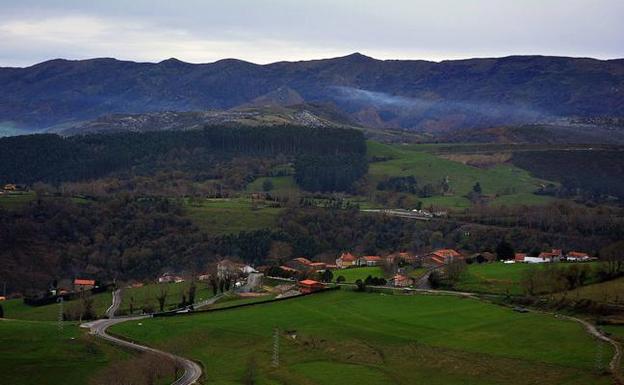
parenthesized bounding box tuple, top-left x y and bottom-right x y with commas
(0, 125, 367, 192)
(1, 54, 622, 132)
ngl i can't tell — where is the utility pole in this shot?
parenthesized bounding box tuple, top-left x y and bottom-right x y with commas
(272, 327, 280, 368)
(57, 297, 64, 333)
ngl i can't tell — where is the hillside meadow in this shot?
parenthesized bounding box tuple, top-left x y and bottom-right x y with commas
(0, 319, 127, 385)
(454, 262, 601, 295)
(111, 289, 612, 385)
(367, 141, 557, 209)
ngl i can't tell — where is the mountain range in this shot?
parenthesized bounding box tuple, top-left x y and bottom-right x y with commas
(1, 53, 623, 134)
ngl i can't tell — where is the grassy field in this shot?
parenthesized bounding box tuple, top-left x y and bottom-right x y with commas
(0, 319, 127, 385)
(118, 281, 214, 314)
(453, 262, 600, 295)
(1, 291, 113, 321)
(332, 266, 385, 282)
(246, 176, 300, 195)
(183, 197, 283, 235)
(111, 290, 612, 385)
(367, 142, 554, 209)
(559, 277, 624, 304)
(0, 191, 35, 209)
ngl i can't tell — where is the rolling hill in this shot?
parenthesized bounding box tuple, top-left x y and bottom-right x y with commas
(1, 53, 623, 133)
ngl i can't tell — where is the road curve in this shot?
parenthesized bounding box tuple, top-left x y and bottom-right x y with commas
(104, 289, 122, 319)
(82, 317, 202, 385)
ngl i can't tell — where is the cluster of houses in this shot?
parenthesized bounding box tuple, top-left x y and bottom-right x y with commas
(151, 247, 595, 296)
(510, 249, 595, 264)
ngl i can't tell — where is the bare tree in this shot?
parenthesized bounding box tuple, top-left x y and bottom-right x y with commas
(156, 286, 168, 312)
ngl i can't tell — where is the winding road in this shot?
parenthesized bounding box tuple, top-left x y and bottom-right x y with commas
(82, 289, 204, 385)
(84, 284, 623, 385)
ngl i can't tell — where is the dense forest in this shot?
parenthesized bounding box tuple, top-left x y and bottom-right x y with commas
(0, 125, 367, 193)
(2, 195, 622, 296)
(512, 150, 624, 201)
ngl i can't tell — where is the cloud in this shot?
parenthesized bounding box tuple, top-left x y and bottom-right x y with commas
(0, 1, 623, 66)
(330, 86, 550, 122)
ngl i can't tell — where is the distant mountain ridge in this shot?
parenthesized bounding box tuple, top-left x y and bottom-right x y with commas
(1, 53, 623, 132)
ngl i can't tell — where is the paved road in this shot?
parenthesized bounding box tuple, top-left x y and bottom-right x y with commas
(105, 289, 122, 319)
(84, 287, 203, 385)
(83, 317, 202, 385)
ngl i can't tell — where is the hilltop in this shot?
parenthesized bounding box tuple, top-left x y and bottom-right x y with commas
(1, 54, 623, 134)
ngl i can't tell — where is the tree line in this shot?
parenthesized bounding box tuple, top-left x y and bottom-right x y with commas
(0, 125, 368, 193)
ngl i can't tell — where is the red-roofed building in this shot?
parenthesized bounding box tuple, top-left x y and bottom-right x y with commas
(358, 256, 383, 267)
(425, 249, 462, 266)
(537, 249, 563, 263)
(566, 251, 592, 262)
(309, 262, 327, 271)
(336, 252, 357, 269)
(74, 279, 96, 290)
(391, 274, 412, 287)
(514, 253, 527, 262)
(286, 257, 313, 271)
(298, 279, 325, 294)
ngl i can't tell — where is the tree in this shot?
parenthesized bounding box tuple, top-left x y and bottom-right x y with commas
(354, 279, 366, 292)
(495, 241, 515, 261)
(600, 241, 624, 277)
(336, 275, 346, 283)
(473, 182, 482, 194)
(321, 269, 333, 283)
(188, 281, 197, 305)
(262, 179, 274, 192)
(428, 271, 442, 289)
(0, 304, 3, 318)
(156, 286, 168, 312)
(444, 259, 466, 284)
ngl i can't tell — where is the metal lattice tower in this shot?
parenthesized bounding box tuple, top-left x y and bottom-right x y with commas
(57, 297, 64, 333)
(272, 327, 279, 368)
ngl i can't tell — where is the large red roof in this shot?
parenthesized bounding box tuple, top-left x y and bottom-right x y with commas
(74, 279, 95, 286)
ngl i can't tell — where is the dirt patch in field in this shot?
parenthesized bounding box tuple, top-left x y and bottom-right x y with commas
(439, 152, 511, 168)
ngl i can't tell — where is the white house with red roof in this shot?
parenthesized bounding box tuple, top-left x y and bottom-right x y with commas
(336, 252, 357, 268)
(425, 249, 462, 266)
(566, 251, 593, 262)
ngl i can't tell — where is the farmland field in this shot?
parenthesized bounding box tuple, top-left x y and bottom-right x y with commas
(111, 290, 612, 385)
(118, 281, 214, 315)
(559, 276, 624, 304)
(246, 175, 300, 195)
(183, 197, 283, 235)
(332, 266, 385, 282)
(366, 142, 555, 209)
(0, 319, 127, 385)
(454, 262, 600, 295)
(1, 291, 113, 321)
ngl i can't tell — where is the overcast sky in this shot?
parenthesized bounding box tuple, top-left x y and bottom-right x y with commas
(1, 0, 622, 67)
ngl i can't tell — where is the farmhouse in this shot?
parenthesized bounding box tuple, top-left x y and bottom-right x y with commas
(298, 279, 325, 294)
(391, 274, 412, 287)
(358, 256, 383, 267)
(426, 249, 462, 266)
(309, 262, 327, 271)
(466, 252, 496, 264)
(537, 249, 563, 262)
(566, 251, 592, 262)
(73, 278, 96, 291)
(336, 252, 357, 268)
(388, 252, 418, 264)
(514, 253, 527, 263)
(279, 265, 299, 275)
(286, 257, 313, 271)
(158, 273, 184, 283)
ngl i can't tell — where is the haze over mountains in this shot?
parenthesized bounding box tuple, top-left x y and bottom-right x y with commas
(1, 53, 623, 135)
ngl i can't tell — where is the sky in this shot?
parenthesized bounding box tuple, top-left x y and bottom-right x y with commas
(0, 0, 622, 67)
